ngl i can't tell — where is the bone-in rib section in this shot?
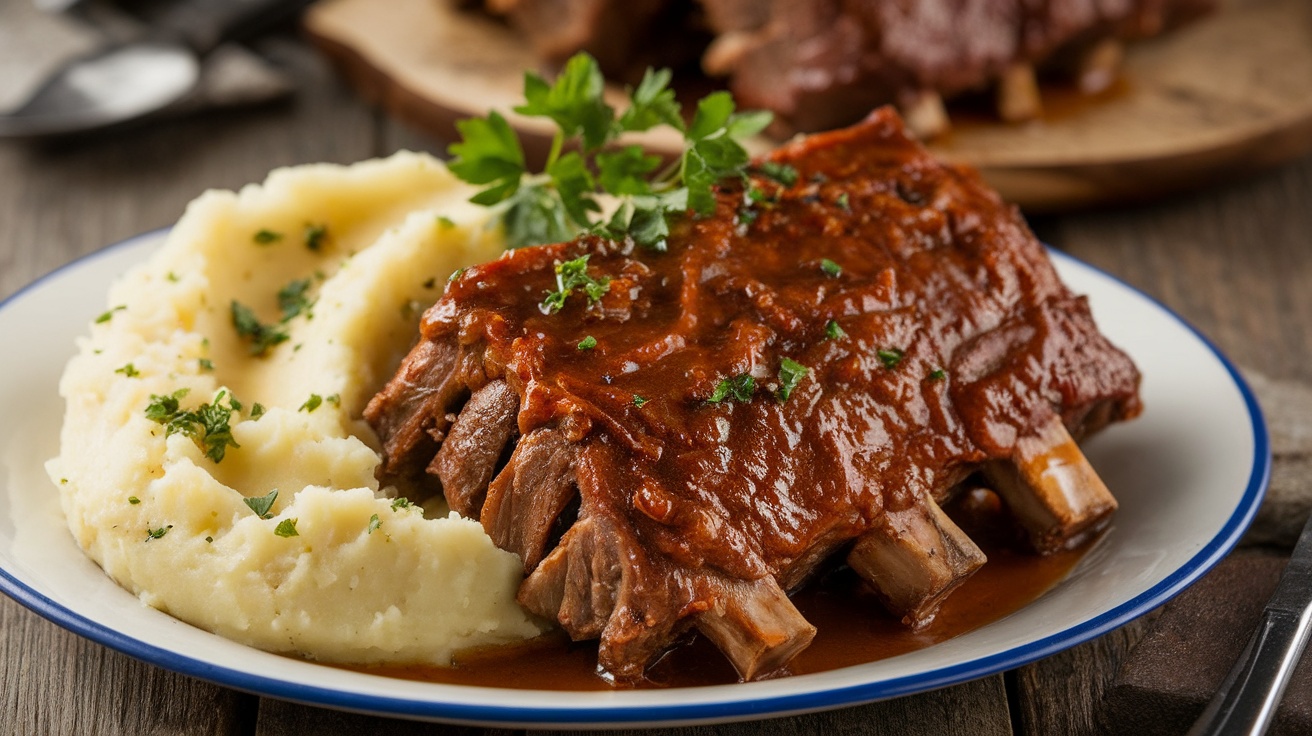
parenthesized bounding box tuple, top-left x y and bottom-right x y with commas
(696, 575, 817, 681)
(983, 415, 1118, 553)
(847, 496, 988, 628)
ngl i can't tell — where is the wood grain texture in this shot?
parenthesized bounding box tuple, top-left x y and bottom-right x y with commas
(0, 595, 257, 736)
(304, 0, 1312, 211)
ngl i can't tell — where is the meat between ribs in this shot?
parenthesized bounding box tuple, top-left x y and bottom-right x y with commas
(365, 107, 1141, 684)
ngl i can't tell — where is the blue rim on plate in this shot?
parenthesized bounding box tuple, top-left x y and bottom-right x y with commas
(0, 230, 1271, 727)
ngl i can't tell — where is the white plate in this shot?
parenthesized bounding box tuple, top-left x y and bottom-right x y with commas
(0, 230, 1269, 728)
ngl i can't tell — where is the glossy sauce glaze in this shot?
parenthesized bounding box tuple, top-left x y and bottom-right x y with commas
(366, 110, 1140, 682)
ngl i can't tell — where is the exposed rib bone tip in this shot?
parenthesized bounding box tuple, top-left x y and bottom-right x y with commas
(1077, 39, 1124, 95)
(899, 91, 950, 140)
(997, 62, 1043, 123)
(696, 576, 817, 681)
(983, 414, 1118, 554)
(847, 497, 986, 627)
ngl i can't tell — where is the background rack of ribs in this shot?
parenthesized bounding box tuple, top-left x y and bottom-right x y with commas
(464, 0, 1215, 138)
(365, 108, 1142, 684)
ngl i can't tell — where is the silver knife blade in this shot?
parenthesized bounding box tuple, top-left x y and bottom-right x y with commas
(1187, 512, 1312, 736)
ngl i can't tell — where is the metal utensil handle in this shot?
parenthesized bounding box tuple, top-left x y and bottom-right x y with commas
(1186, 606, 1312, 736)
(154, 0, 316, 55)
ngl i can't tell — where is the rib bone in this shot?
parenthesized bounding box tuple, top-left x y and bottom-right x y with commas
(1077, 38, 1124, 94)
(983, 414, 1118, 553)
(696, 575, 817, 681)
(898, 90, 950, 140)
(847, 497, 987, 627)
(996, 62, 1043, 122)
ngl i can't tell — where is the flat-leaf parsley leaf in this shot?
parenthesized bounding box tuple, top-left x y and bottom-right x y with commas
(244, 489, 278, 519)
(709, 373, 755, 404)
(447, 52, 769, 250)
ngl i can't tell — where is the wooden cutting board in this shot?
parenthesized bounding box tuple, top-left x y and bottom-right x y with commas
(304, 0, 1312, 211)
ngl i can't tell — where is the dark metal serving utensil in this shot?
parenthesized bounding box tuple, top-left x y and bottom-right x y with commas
(1186, 513, 1312, 736)
(0, 0, 312, 139)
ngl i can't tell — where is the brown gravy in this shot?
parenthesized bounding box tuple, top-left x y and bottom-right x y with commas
(354, 493, 1090, 690)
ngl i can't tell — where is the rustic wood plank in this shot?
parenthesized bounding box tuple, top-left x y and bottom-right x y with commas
(1008, 617, 1154, 736)
(0, 594, 257, 736)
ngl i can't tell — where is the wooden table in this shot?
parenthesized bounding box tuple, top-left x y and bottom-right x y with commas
(2, 36, 1310, 736)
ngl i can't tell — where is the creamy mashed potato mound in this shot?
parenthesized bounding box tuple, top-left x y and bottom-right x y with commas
(47, 152, 550, 665)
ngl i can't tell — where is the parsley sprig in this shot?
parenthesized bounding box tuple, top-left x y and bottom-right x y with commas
(144, 389, 243, 463)
(231, 277, 318, 356)
(541, 255, 610, 313)
(447, 52, 770, 250)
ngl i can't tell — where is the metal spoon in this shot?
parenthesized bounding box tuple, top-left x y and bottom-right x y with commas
(0, 0, 312, 139)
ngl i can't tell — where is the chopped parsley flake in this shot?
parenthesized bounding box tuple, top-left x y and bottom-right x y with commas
(166, 271, 180, 282)
(230, 301, 289, 356)
(95, 305, 126, 324)
(277, 279, 314, 321)
(836, 192, 851, 210)
(146, 525, 172, 541)
(776, 358, 809, 401)
(198, 358, 214, 371)
(390, 497, 413, 512)
(299, 394, 323, 413)
(274, 518, 299, 538)
(878, 348, 905, 369)
(709, 373, 755, 404)
(756, 161, 799, 187)
(577, 335, 597, 350)
(541, 255, 611, 313)
(253, 229, 283, 245)
(325, 393, 341, 407)
(368, 514, 381, 534)
(244, 489, 278, 519)
(736, 207, 759, 228)
(304, 223, 328, 252)
(115, 363, 140, 378)
(250, 402, 266, 419)
(437, 216, 456, 229)
(820, 259, 843, 278)
(633, 394, 649, 408)
(929, 368, 947, 381)
(144, 389, 241, 463)
(128, 496, 141, 505)
(448, 268, 466, 283)
(825, 320, 847, 340)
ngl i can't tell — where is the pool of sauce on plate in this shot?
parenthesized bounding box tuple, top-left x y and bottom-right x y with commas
(352, 489, 1092, 690)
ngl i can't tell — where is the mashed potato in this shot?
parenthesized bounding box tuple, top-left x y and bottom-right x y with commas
(46, 152, 550, 665)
